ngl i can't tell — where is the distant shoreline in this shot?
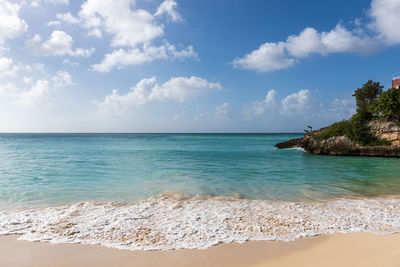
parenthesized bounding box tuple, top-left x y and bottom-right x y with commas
(0, 132, 304, 134)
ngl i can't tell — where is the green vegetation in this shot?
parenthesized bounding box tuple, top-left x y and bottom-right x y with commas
(315, 80, 396, 146)
(352, 80, 383, 121)
(368, 87, 400, 120)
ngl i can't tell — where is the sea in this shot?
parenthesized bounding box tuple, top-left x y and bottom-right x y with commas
(0, 133, 400, 250)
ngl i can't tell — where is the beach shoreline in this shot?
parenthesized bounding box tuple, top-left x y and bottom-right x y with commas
(1, 233, 400, 267)
(2, 196, 400, 250)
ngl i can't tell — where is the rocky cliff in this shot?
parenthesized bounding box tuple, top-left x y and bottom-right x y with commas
(275, 119, 400, 157)
(368, 119, 400, 146)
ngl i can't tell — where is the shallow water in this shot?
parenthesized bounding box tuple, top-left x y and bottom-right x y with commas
(0, 133, 400, 210)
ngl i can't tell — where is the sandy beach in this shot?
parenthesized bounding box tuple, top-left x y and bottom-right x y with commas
(1, 233, 399, 267)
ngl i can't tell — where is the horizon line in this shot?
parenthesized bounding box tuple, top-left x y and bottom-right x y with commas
(0, 132, 304, 135)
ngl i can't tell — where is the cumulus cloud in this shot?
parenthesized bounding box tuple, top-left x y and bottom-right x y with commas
(51, 71, 73, 87)
(248, 89, 316, 117)
(96, 76, 222, 116)
(14, 79, 50, 107)
(246, 89, 355, 127)
(0, 56, 73, 107)
(234, 0, 400, 72)
(155, 0, 182, 22)
(280, 89, 313, 114)
(47, 20, 61, 27)
(79, 0, 163, 47)
(92, 42, 197, 72)
(27, 31, 95, 57)
(56, 12, 80, 24)
(31, 0, 69, 7)
(369, 0, 400, 45)
(233, 42, 295, 72)
(286, 25, 378, 58)
(233, 24, 378, 72)
(0, 57, 17, 77)
(248, 89, 277, 116)
(57, 0, 196, 72)
(0, 0, 28, 50)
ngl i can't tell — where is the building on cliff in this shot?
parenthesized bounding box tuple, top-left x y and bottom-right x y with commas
(393, 76, 400, 89)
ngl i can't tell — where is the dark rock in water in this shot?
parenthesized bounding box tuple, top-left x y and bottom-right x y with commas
(275, 138, 304, 149)
(275, 120, 400, 157)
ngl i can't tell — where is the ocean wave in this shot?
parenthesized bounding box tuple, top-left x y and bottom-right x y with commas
(1, 194, 400, 250)
(273, 146, 305, 152)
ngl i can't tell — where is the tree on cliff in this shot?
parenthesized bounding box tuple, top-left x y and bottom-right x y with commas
(368, 87, 400, 120)
(352, 80, 383, 120)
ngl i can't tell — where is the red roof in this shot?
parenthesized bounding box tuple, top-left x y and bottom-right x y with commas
(393, 78, 400, 88)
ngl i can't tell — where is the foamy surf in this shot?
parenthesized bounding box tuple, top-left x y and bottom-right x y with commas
(1, 194, 399, 250)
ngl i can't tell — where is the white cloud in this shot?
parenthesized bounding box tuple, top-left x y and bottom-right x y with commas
(91, 46, 167, 72)
(0, 55, 73, 107)
(248, 89, 277, 116)
(234, 0, 400, 73)
(155, 0, 182, 22)
(79, 0, 163, 48)
(285, 25, 377, 58)
(14, 79, 50, 107)
(233, 24, 378, 72)
(216, 102, 230, 116)
(47, 20, 61, 27)
(96, 76, 222, 116)
(246, 89, 355, 126)
(150, 76, 221, 102)
(87, 28, 102, 38)
(92, 42, 197, 72)
(47, 13, 80, 27)
(0, 57, 16, 77)
(62, 0, 197, 71)
(369, 0, 400, 45)
(0, 56, 32, 79)
(62, 58, 79, 66)
(248, 89, 314, 116)
(27, 30, 95, 57)
(281, 89, 312, 114)
(56, 12, 80, 24)
(0, 0, 28, 50)
(4, 70, 72, 107)
(233, 42, 295, 72)
(51, 71, 73, 87)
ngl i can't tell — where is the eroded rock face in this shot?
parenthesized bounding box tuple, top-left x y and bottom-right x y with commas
(303, 136, 358, 155)
(369, 119, 400, 146)
(303, 136, 400, 157)
(275, 119, 400, 157)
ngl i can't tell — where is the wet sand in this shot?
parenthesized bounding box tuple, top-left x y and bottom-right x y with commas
(1, 233, 400, 267)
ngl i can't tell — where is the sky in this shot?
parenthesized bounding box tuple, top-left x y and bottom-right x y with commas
(0, 0, 400, 133)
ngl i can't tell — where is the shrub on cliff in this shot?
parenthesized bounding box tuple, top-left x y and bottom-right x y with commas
(315, 115, 389, 146)
(315, 120, 352, 140)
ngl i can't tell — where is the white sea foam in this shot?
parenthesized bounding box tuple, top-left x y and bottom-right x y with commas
(1, 194, 400, 250)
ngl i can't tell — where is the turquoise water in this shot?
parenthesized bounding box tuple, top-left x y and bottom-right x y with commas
(1, 133, 400, 210)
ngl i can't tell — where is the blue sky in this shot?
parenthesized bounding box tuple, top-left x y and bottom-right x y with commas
(0, 0, 399, 132)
